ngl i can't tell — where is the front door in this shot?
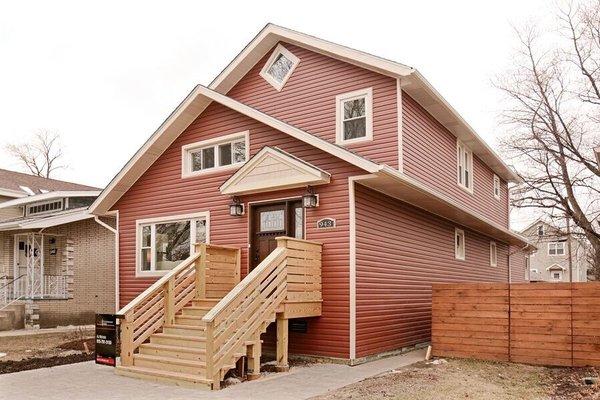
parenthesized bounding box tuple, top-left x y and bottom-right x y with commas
(250, 200, 304, 271)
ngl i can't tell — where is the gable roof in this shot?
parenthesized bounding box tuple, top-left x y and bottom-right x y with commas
(209, 23, 519, 183)
(220, 146, 331, 195)
(0, 168, 99, 198)
(89, 85, 380, 215)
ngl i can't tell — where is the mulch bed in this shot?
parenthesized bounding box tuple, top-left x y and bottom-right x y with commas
(548, 366, 600, 400)
(0, 337, 96, 374)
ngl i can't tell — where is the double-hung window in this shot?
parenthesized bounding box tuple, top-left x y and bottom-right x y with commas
(457, 140, 473, 192)
(182, 132, 249, 178)
(137, 213, 209, 276)
(455, 228, 466, 260)
(335, 88, 373, 145)
(259, 44, 299, 91)
(548, 241, 566, 256)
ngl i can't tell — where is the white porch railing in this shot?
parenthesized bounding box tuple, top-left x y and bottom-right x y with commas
(0, 275, 68, 308)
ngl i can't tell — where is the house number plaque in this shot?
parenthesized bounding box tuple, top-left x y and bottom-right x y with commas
(317, 218, 336, 229)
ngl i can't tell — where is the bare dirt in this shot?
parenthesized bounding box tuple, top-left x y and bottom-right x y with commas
(0, 328, 95, 374)
(311, 358, 600, 400)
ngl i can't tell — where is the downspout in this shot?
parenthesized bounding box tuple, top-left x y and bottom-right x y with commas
(94, 216, 117, 234)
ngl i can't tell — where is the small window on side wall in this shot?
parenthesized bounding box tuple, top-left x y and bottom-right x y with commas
(493, 175, 501, 200)
(259, 44, 300, 91)
(490, 241, 497, 267)
(457, 140, 473, 193)
(455, 228, 466, 260)
(336, 88, 373, 145)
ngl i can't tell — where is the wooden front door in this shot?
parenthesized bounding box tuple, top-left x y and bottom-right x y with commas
(250, 200, 304, 271)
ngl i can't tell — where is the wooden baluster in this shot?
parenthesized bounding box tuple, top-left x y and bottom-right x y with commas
(234, 248, 241, 284)
(205, 321, 216, 388)
(195, 243, 207, 299)
(276, 313, 289, 372)
(120, 311, 134, 366)
(164, 279, 175, 325)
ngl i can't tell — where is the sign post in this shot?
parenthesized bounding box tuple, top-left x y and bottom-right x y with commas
(95, 314, 118, 367)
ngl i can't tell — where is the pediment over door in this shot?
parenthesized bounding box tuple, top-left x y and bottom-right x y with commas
(220, 147, 331, 195)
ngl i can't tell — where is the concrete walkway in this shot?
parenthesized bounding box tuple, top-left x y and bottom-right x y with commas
(0, 349, 425, 400)
(0, 325, 93, 337)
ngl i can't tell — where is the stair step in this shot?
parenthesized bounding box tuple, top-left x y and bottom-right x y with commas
(139, 343, 206, 361)
(151, 333, 206, 348)
(192, 298, 220, 307)
(181, 306, 212, 317)
(163, 324, 206, 336)
(134, 353, 206, 375)
(175, 315, 206, 326)
(116, 365, 213, 389)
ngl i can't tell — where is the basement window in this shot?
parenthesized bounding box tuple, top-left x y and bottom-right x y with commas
(457, 140, 473, 193)
(490, 241, 497, 267)
(137, 213, 208, 276)
(455, 228, 466, 260)
(335, 88, 373, 145)
(182, 132, 249, 178)
(259, 44, 300, 91)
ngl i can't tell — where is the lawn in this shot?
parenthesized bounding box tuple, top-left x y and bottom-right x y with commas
(312, 358, 600, 400)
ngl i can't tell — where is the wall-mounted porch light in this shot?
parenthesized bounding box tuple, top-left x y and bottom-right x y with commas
(229, 196, 245, 216)
(302, 186, 318, 209)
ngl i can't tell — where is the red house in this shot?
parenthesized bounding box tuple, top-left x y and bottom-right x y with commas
(90, 24, 531, 389)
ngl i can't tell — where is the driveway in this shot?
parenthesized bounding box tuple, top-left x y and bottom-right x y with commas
(0, 349, 425, 400)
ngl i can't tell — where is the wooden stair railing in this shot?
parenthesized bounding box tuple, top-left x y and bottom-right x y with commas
(117, 244, 241, 366)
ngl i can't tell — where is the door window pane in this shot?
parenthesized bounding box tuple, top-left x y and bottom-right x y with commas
(260, 210, 285, 232)
(195, 219, 207, 243)
(294, 207, 303, 239)
(154, 221, 190, 271)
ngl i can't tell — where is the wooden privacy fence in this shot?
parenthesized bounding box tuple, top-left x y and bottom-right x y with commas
(432, 282, 600, 367)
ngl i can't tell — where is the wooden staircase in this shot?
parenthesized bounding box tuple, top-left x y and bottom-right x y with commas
(115, 237, 323, 390)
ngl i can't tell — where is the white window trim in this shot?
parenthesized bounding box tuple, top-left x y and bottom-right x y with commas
(490, 241, 497, 267)
(259, 44, 300, 92)
(455, 228, 466, 260)
(456, 140, 474, 194)
(548, 241, 566, 256)
(135, 211, 210, 277)
(181, 131, 249, 178)
(26, 199, 64, 216)
(335, 87, 374, 145)
(493, 175, 501, 200)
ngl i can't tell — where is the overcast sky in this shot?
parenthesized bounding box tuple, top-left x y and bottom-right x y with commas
(0, 0, 554, 226)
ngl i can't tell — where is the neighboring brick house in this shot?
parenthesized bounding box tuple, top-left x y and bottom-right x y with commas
(0, 169, 116, 329)
(90, 24, 533, 387)
(521, 219, 589, 282)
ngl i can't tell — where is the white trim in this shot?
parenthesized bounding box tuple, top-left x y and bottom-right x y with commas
(0, 209, 94, 230)
(348, 174, 377, 363)
(259, 44, 300, 91)
(546, 264, 567, 271)
(490, 241, 497, 267)
(0, 190, 100, 210)
(397, 78, 403, 172)
(456, 140, 474, 194)
(493, 175, 501, 200)
(135, 211, 210, 278)
(0, 188, 27, 198)
(220, 146, 331, 195)
(455, 228, 465, 260)
(335, 88, 373, 145)
(181, 131, 250, 178)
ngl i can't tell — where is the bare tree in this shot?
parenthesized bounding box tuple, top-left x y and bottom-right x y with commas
(496, 1, 600, 279)
(6, 131, 65, 178)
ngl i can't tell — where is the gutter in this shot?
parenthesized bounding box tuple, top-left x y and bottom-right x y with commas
(94, 216, 117, 234)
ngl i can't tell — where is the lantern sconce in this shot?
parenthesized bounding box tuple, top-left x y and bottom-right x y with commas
(229, 196, 245, 216)
(302, 186, 319, 209)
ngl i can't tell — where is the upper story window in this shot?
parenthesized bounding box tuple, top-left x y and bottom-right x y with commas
(457, 140, 473, 193)
(548, 240, 566, 256)
(26, 199, 63, 216)
(335, 88, 373, 145)
(182, 131, 249, 178)
(493, 175, 501, 199)
(137, 212, 208, 276)
(490, 241, 498, 267)
(259, 44, 299, 91)
(455, 228, 466, 260)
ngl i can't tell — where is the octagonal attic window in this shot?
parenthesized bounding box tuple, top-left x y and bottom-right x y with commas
(260, 44, 299, 91)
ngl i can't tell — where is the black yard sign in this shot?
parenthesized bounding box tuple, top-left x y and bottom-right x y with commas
(95, 314, 118, 367)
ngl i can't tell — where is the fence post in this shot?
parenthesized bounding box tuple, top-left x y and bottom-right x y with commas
(195, 243, 207, 299)
(164, 279, 175, 325)
(120, 312, 134, 366)
(205, 320, 215, 387)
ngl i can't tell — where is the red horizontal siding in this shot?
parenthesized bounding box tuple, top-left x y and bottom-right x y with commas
(113, 102, 364, 358)
(355, 184, 510, 358)
(402, 93, 509, 227)
(227, 42, 399, 168)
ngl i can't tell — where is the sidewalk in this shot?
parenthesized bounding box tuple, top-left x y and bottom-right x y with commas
(0, 325, 93, 338)
(0, 348, 426, 400)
